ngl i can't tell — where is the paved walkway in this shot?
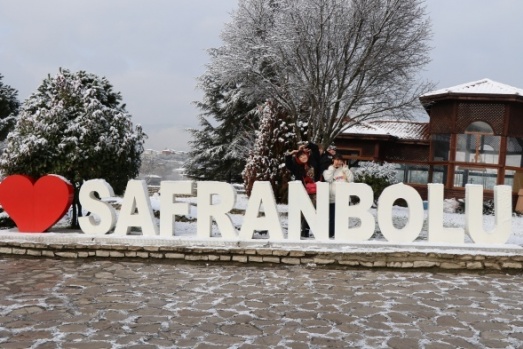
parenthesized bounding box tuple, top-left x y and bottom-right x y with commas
(0, 257, 522, 349)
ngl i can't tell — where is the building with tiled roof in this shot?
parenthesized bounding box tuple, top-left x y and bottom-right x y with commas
(334, 79, 523, 204)
(347, 120, 430, 141)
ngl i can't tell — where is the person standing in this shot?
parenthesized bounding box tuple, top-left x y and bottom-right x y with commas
(319, 144, 337, 175)
(323, 153, 354, 238)
(285, 142, 321, 237)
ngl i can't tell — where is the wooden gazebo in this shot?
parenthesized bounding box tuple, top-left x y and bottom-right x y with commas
(335, 79, 523, 204)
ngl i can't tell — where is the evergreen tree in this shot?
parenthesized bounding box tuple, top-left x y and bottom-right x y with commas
(185, 71, 259, 183)
(243, 100, 294, 203)
(0, 68, 146, 228)
(0, 74, 20, 142)
(187, 2, 281, 183)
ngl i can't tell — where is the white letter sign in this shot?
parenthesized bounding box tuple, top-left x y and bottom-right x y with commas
(114, 180, 158, 236)
(239, 181, 284, 240)
(78, 179, 117, 235)
(159, 181, 193, 237)
(287, 181, 329, 241)
(427, 183, 465, 244)
(378, 183, 424, 243)
(196, 181, 237, 239)
(335, 182, 375, 242)
(36, 178, 516, 247)
(466, 184, 512, 244)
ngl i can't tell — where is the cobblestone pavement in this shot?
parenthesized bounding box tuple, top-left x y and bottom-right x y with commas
(1, 257, 523, 349)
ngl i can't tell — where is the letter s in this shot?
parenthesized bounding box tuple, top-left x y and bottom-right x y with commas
(79, 179, 117, 235)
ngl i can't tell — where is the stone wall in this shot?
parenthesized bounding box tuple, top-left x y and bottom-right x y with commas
(1, 238, 522, 272)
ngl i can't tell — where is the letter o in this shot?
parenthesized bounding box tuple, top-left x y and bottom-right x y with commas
(377, 183, 424, 243)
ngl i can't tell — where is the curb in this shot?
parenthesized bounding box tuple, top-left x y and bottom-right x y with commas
(0, 232, 522, 272)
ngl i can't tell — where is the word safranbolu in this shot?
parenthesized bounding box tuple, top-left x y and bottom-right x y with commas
(79, 180, 513, 246)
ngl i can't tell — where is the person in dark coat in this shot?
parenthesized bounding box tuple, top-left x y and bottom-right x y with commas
(319, 144, 337, 176)
(285, 142, 321, 238)
(285, 142, 321, 184)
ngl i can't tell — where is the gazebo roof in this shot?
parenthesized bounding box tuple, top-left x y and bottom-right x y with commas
(420, 78, 523, 98)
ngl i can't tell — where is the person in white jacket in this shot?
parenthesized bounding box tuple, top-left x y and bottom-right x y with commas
(323, 153, 354, 238)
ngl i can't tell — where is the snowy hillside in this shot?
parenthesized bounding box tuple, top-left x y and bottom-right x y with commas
(138, 149, 188, 182)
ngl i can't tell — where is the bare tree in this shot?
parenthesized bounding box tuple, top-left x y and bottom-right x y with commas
(210, 0, 433, 147)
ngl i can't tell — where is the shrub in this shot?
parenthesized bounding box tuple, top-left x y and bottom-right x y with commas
(353, 161, 398, 204)
(0, 210, 15, 229)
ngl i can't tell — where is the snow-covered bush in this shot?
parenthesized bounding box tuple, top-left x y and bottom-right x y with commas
(0, 210, 15, 228)
(443, 198, 461, 213)
(444, 198, 496, 215)
(353, 161, 398, 203)
(482, 199, 495, 215)
(0, 68, 146, 227)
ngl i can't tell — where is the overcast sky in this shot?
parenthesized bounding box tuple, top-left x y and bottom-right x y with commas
(1, 0, 522, 151)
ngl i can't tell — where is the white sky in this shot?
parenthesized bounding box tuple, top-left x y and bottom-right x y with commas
(1, 0, 523, 151)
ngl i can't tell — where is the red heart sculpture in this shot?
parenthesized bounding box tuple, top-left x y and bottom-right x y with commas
(0, 175, 74, 232)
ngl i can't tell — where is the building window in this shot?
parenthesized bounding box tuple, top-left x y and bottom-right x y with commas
(431, 134, 451, 161)
(456, 121, 499, 165)
(506, 137, 523, 167)
(394, 164, 429, 184)
(431, 165, 447, 184)
(454, 166, 498, 190)
(344, 149, 361, 167)
(394, 163, 405, 183)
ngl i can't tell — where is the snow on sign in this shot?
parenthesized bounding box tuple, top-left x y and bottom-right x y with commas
(79, 179, 512, 245)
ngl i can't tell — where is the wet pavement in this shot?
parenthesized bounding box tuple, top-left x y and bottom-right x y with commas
(0, 257, 522, 349)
